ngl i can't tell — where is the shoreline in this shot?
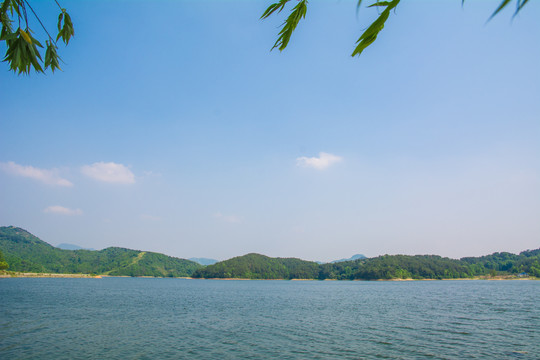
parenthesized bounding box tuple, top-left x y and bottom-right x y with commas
(0, 271, 103, 278)
(1, 271, 536, 281)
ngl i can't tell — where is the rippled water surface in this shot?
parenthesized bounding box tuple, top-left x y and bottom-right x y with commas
(1, 278, 538, 359)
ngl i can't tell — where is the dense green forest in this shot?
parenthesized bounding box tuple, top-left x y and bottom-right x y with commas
(1, 226, 539, 279)
(461, 249, 540, 275)
(0, 226, 201, 277)
(194, 251, 540, 280)
(191, 253, 320, 279)
(0, 249, 8, 270)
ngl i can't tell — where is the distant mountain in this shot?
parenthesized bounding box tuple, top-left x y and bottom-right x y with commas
(192, 253, 320, 279)
(189, 257, 218, 266)
(331, 254, 367, 263)
(57, 243, 95, 251)
(0, 226, 201, 277)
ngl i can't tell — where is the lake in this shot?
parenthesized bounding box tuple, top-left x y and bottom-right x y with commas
(1, 278, 538, 359)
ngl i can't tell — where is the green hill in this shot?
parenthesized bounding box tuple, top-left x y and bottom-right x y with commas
(193, 250, 540, 280)
(0, 226, 201, 277)
(319, 254, 477, 280)
(191, 253, 320, 279)
(2, 226, 539, 280)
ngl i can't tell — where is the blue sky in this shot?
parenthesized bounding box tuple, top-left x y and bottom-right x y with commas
(1, 0, 539, 261)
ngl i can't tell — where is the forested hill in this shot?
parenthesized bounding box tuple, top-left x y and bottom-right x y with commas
(0, 226, 201, 277)
(461, 249, 540, 273)
(193, 251, 540, 280)
(2, 226, 539, 280)
(191, 253, 320, 279)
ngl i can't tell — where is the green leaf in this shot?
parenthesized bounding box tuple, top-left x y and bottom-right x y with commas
(57, 12, 63, 32)
(488, 0, 512, 20)
(260, 0, 291, 19)
(514, 0, 530, 16)
(352, 0, 400, 57)
(356, 0, 363, 14)
(45, 41, 62, 73)
(56, 11, 74, 45)
(270, 0, 308, 52)
(368, 1, 393, 8)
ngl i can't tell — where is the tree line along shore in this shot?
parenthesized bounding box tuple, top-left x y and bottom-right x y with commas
(1, 226, 539, 280)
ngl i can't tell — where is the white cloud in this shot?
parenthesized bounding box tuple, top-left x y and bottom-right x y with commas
(81, 162, 135, 184)
(296, 152, 343, 170)
(0, 161, 73, 187)
(214, 212, 243, 224)
(44, 205, 83, 216)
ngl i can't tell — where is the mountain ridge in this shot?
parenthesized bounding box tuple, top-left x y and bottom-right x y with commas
(330, 254, 367, 263)
(189, 257, 219, 266)
(1, 226, 539, 280)
(57, 243, 96, 251)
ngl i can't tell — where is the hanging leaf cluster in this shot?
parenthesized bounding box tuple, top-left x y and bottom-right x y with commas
(3, 28, 43, 73)
(0, 0, 73, 74)
(56, 8, 73, 44)
(352, 0, 400, 57)
(261, 0, 308, 52)
(262, 0, 532, 57)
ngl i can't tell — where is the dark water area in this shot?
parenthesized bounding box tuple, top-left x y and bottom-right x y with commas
(1, 278, 538, 359)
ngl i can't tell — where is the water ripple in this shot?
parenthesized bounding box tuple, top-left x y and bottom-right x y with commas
(0, 279, 538, 359)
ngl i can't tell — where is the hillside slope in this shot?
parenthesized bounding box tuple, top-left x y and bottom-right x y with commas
(0, 226, 201, 277)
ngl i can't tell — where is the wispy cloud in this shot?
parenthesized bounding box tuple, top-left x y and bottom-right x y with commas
(296, 152, 343, 170)
(44, 205, 83, 216)
(213, 212, 243, 224)
(0, 161, 73, 187)
(81, 162, 135, 184)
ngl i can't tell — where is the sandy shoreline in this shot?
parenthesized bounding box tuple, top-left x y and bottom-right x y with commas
(0, 271, 102, 278)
